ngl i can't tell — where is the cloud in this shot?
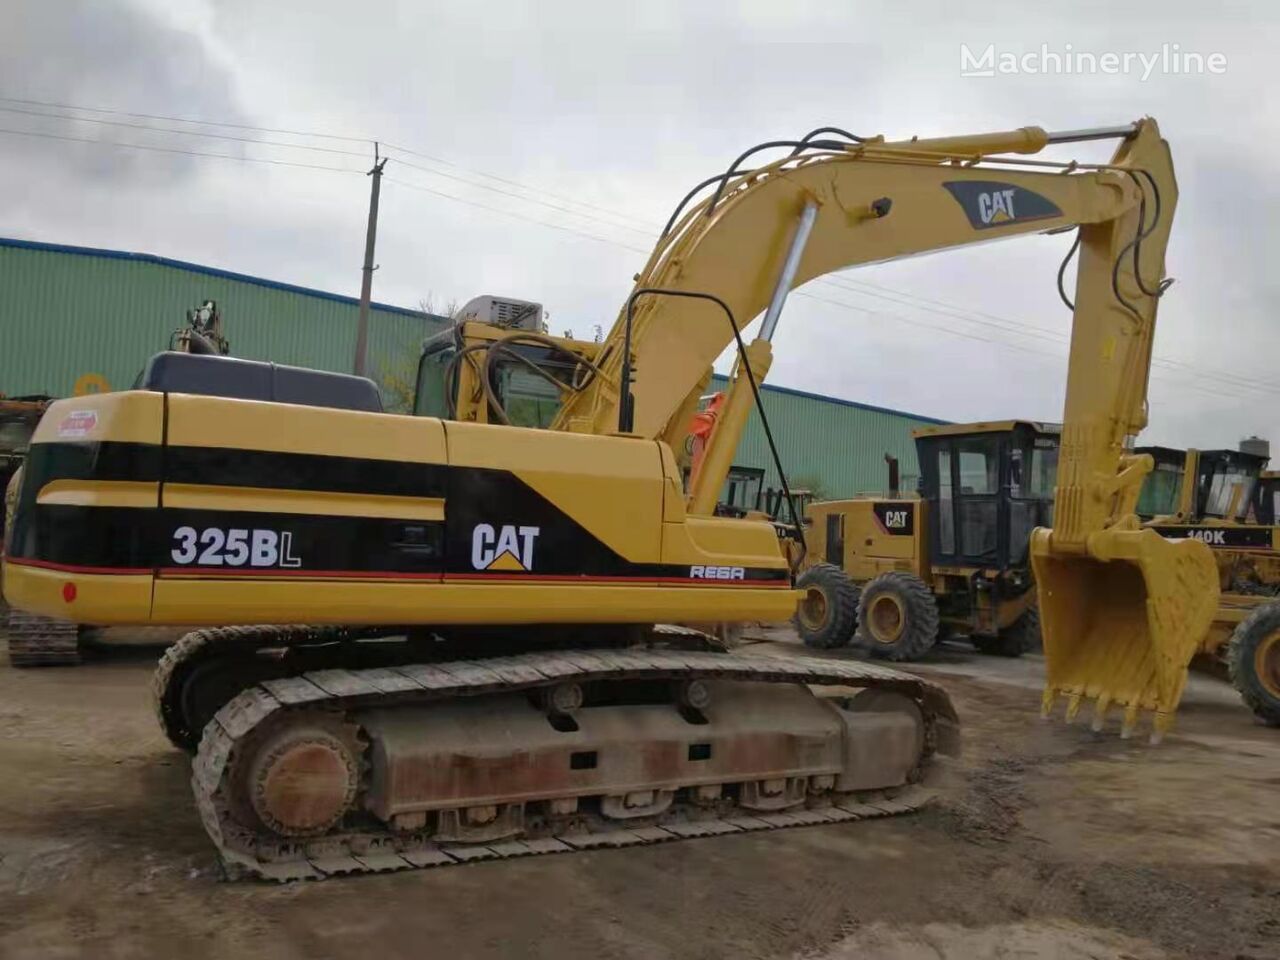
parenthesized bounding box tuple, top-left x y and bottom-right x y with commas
(0, 0, 1276, 450)
(0, 0, 249, 184)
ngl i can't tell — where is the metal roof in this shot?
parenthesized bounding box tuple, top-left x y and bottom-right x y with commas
(0, 235, 449, 408)
(912, 419, 1060, 439)
(1, 234, 955, 499)
(0, 236, 427, 318)
(710, 374, 950, 499)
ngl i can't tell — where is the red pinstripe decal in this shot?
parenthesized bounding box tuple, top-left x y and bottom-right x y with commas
(9, 556, 790, 586)
(4, 556, 151, 576)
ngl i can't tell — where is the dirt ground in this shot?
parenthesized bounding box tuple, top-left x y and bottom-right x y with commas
(0, 631, 1276, 960)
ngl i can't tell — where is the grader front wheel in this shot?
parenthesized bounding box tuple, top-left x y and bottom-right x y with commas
(1228, 602, 1280, 727)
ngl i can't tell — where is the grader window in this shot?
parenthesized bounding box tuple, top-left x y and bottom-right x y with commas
(496, 364, 564, 429)
(937, 449, 955, 554)
(957, 443, 998, 494)
(414, 338, 455, 418)
(955, 438, 999, 562)
(1137, 463, 1183, 518)
(1027, 447, 1058, 499)
(1204, 467, 1257, 520)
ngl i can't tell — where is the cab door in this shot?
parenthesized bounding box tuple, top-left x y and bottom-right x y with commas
(920, 434, 1005, 569)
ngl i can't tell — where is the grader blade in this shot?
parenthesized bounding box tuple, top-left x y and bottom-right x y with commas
(1031, 527, 1219, 742)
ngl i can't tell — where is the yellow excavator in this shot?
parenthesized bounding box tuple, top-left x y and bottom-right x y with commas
(3, 118, 1217, 880)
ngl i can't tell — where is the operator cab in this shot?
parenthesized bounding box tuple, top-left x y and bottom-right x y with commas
(914, 420, 1059, 573)
(1137, 446, 1270, 522)
(414, 296, 602, 429)
(1195, 449, 1268, 521)
(1135, 446, 1188, 520)
(1254, 471, 1280, 526)
(714, 465, 766, 519)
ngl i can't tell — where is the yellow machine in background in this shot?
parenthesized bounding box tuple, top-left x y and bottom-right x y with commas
(1134, 443, 1280, 725)
(4, 118, 1220, 880)
(798, 421, 1056, 660)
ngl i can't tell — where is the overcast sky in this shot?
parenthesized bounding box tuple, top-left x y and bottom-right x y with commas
(2, 0, 1277, 448)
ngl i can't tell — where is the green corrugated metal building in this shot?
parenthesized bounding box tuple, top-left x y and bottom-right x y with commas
(708, 374, 945, 503)
(0, 237, 447, 409)
(0, 236, 946, 500)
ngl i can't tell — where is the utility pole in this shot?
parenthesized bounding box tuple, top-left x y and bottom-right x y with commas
(354, 142, 388, 377)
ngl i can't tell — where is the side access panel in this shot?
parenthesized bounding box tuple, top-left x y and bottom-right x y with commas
(807, 499, 925, 582)
(151, 395, 448, 621)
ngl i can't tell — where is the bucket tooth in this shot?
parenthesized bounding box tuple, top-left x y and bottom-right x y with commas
(1150, 711, 1173, 745)
(1039, 688, 1057, 720)
(1120, 703, 1140, 740)
(1090, 694, 1112, 732)
(1064, 692, 1084, 723)
(1031, 527, 1219, 742)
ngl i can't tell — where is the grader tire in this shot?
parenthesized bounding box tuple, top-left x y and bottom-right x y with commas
(854, 571, 939, 662)
(1014, 604, 1043, 654)
(974, 606, 1040, 658)
(1227, 602, 1280, 727)
(793, 563, 860, 649)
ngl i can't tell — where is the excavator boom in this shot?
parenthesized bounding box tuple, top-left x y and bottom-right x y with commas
(550, 118, 1217, 736)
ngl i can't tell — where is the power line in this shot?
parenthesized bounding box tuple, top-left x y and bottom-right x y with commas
(0, 103, 371, 159)
(382, 141, 659, 231)
(821, 273, 1280, 398)
(380, 171, 1277, 404)
(5, 92, 1274, 402)
(387, 154, 655, 237)
(0, 94, 371, 144)
(383, 176, 652, 253)
(0, 125, 362, 174)
(0, 93, 659, 235)
(795, 286, 1252, 404)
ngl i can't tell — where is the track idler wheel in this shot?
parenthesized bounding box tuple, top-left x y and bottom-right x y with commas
(233, 716, 362, 837)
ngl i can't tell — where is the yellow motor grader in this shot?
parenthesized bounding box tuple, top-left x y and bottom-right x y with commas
(1136, 445, 1280, 724)
(796, 421, 1057, 660)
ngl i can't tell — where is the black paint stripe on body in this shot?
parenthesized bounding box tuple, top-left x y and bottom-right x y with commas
(24, 441, 446, 499)
(15, 441, 789, 584)
(11, 502, 788, 583)
(164, 446, 447, 498)
(10, 505, 447, 574)
(22, 441, 163, 484)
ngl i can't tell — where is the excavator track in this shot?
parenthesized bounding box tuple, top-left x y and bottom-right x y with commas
(153, 625, 359, 751)
(5, 609, 81, 667)
(186, 640, 960, 881)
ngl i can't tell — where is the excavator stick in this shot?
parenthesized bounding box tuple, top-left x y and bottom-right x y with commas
(1032, 527, 1219, 741)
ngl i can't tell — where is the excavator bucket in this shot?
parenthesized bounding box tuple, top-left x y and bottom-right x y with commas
(1031, 527, 1219, 742)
